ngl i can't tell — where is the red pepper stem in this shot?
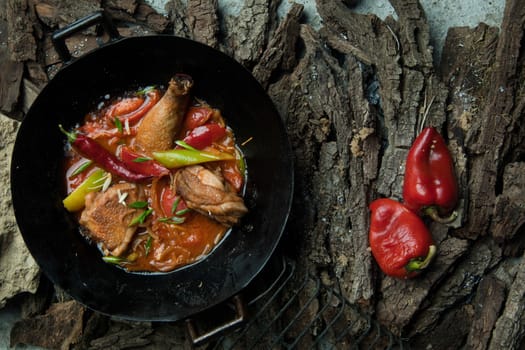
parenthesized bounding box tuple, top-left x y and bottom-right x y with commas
(406, 245, 437, 272)
(58, 124, 77, 143)
(424, 207, 458, 224)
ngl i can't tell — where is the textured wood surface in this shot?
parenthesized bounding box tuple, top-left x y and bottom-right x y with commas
(2, 0, 525, 348)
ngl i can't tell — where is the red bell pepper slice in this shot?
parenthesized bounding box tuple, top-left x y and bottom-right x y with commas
(119, 146, 170, 177)
(183, 106, 214, 130)
(369, 198, 437, 279)
(107, 97, 144, 118)
(402, 127, 458, 223)
(182, 124, 227, 149)
(160, 187, 189, 219)
(106, 89, 161, 125)
(222, 160, 244, 193)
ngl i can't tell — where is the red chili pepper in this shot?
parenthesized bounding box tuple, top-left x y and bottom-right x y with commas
(60, 125, 150, 182)
(369, 198, 437, 279)
(119, 146, 169, 177)
(182, 124, 227, 149)
(403, 127, 458, 223)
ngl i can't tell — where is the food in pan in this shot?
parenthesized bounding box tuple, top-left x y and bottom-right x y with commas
(61, 74, 248, 272)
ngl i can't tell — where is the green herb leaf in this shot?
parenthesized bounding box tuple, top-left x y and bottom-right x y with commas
(136, 85, 155, 96)
(129, 208, 153, 226)
(144, 236, 153, 256)
(170, 216, 186, 224)
(129, 201, 148, 209)
(70, 160, 93, 177)
(158, 216, 186, 224)
(175, 208, 190, 216)
(171, 196, 181, 215)
(133, 157, 152, 163)
(175, 140, 199, 152)
(114, 117, 123, 133)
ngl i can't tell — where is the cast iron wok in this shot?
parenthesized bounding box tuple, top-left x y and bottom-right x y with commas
(10, 12, 293, 322)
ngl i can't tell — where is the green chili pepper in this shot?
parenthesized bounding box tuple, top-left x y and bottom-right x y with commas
(152, 149, 234, 168)
(63, 169, 107, 212)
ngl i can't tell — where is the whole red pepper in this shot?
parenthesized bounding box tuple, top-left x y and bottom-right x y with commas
(403, 127, 458, 223)
(60, 125, 151, 182)
(369, 198, 437, 279)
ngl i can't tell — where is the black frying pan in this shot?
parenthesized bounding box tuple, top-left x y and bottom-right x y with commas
(10, 12, 293, 322)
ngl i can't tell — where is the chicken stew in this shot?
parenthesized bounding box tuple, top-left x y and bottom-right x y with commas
(62, 74, 248, 272)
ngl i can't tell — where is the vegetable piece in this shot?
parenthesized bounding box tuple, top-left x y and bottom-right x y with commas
(60, 125, 152, 182)
(119, 146, 170, 177)
(106, 88, 161, 125)
(144, 236, 153, 256)
(114, 117, 123, 133)
(129, 208, 153, 226)
(102, 255, 134, 265)
(128, 201, 148, 209)
(152, 148, 234, 168)
(222, 160, 244, 193)
(63, 169, 107, 212)
(159, 187, 190, 224)
(182, 124, 227, 149)
(402, 127, 458, 223)
(369, 198, 437, 279)
(102, 256, 126, 264)
(136, 86, 156, 96)
(161, 187, 188, 216)
(183, 106, 214, 130)
(70, 160, 93, 177)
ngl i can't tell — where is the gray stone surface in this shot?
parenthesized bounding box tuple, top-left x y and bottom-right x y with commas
(0, 115, 40, 307)
(0, 114, 40, 349)
(352, 0, 504, 62)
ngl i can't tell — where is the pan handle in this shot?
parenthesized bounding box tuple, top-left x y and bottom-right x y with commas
(52, 11, 120, 63)
(185, 294, 247, 347)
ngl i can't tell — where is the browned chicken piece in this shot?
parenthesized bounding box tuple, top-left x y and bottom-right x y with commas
(175, 165, 248, 226)
(80, 183, 146, 257)
(134, 74, 193, 153)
